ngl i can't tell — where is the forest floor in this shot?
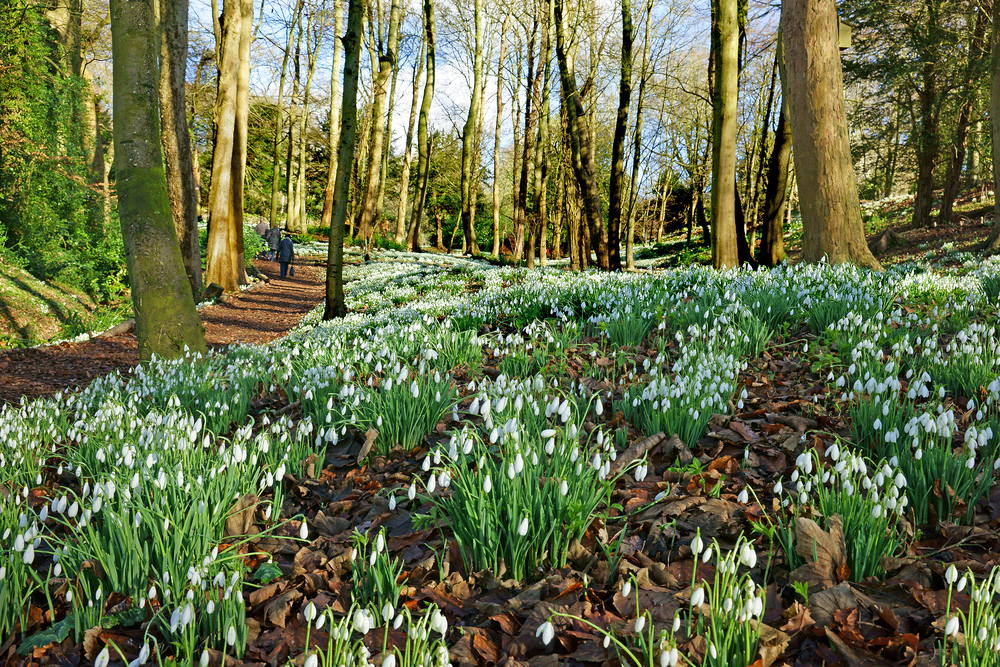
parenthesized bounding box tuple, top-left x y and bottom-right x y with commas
(0, 256, 330, 405)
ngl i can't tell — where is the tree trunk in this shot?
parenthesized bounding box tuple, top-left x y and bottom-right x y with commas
(783, 0, 881, 270)
(967, 119, 982, 187)
(320, 0, 344, 232)
(459, 0, 484, 255)
(514, 19, 539, 264)
(357, 0, 403, 250)
(376, 55, 400, 231)
(983, 0, 1000, 251)
(710, 0, 738, 269)
(607, 0, 632, 271)
(528, 13, 551, 270)
(292, 9, 324, 234)
(158, 0, 201, 298)
(110, 0, 207, 359)
(271, 0, 304, 229)
(491, 11, 511, 257)
(205, 0, 249, 292)
(324, 0, 362, 319)
(394, 36, 424, 244)
(759, 107, 790, 266)
(911, 66, 939, 227)
(285, 19, 303, 231)
(407, 0, 435, 252)
(554, 0, 609, 270)
(939, 2, 988, 224)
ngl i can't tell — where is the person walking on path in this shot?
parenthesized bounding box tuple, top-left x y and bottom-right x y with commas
(277, 232, 295, 279)
(266, 227, 281, 260)
(255, 219, 269, 237)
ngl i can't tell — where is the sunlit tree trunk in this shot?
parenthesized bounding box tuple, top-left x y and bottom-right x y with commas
(357, 0, 403, 250)
(407, 0, 435, 252)
(205, 0, 250, 292)
(325, 0, 363, 319)
(459, 0, 484, 255)
(375, 57, 400, 231)
(983, 0, 1000, 251)
(783, 0, 881, 269)
(110, 0, 207, 359)
(270, 0, 304, 229)
(710, 0, 738, 269)
(293, 8, 325, 233)
(394, 36, 424, 244)
(528, 10, 551, 270)
(320, 0, 344, 232)
(491, 11, 511, 257)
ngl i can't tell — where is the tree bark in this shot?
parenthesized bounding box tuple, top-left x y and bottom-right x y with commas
(491, 10, 511, 257)
(320, 0, 344, 232)
(293, 8, 324, 234)
(159, 0, 201, 298)
(459, 0, 484, 255)
(324, 0, 363, 319)
(407, 0, 435, 252)
(783, 0, 881, 269)
(939, 2, 988, 224)
(710, 0, 738, 269)
(607, 0, 632, 271)
(553, 0, 609, 270)
(271, 0, 304, 229)
(205, 0, 250, 292)
(528, 10, 551, 270)
(110, 0, 207, 359)
(357, 0, 403, 250)
(514, 18, 539, 264)
(983, 0, 1000, 251)
(394, 36, 424, 244)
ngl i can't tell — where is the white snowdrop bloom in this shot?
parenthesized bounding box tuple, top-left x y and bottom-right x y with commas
(201, 650, 210, 667)
(946, 565, 959, 585)
(691, 535, 703, 555)
(95, 648, 110, 667)
(737, 489, 749, 504)
(484, 475, 492, 494)
(560, 480, 569, 496)
(299, 521, 309, 541)
(691, 586, 705, 608)
(408, 484, 417, 500)
(773, 481, 783, 495)
(946, 616, 960, 637)
(622, 580, 632, 598)
(635, 615, 646, 633)
(536, 621, 555, 645)
(227, 624, 238, 646)
(518, 517, 530, 536)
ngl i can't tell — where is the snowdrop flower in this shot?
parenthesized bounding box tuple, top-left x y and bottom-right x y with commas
(737, 489, 749, 504)
(305, 655, 318, 667)
(635, 615, 646, 633)
(946, 616, 960, 637)
(536, 620, 555, 645)
(946, 565, 959, 585)
(305, 602, 317, 621)
(622, 580, 632, 598)
(95, 647, 110, 667)
(299, 521, 309, 541)
(691, 534, 703, 555)
(382, 602, 395, 622)
(690, 586, 705, 608)
(773, 480, 783, 495)
(200, 650, 210, 667)
(483, 475, 492, 494)
(227, 624, 238, 646)
(518, 517, 530, 536)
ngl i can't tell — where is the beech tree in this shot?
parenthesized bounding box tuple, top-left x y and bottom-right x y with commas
(709, 0, 738, 269)
(783, 0, 881, 269)
(407, 0, 436, 252)
(205, 0, 253, 292)
(394, 35, 425, 244)
(110, 0, 207, 359)
(458, 0, 484, 255)
(984, 0, 1000, 252)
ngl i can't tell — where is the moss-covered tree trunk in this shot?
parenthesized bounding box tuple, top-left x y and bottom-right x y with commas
(324, 0, 363, 319)
(458, 0, 484, 256)
(783, 0, 881, 269)
(110, 0, 207, 360)
(272, 0, 305, 229)
(320, 0, 344, 233)
(607, 0, 631, 271)
(984, 0, 1000, 252)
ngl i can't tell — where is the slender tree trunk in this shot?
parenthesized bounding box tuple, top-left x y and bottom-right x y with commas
(967, 119, 982, 187)
(231, 0, 253, 274)
(750, 49, 779, 241)
(357, 0, 403, 251)
(759, 107, 790, 266)
(271, 0, 304, 229)
(509, 53, 522, 254)
(607, 0, 632, 271)
(552, 148, 565, 260)
(159, 0, 201, 297)
(407, 0, 435, 252)
(537, 51, 552, 268)
(394, 37, 424, 243)
(515, 19, 539, 264)
(491, 11, 511, 257)
(939, 2, 988, 224)
(293, 9, 324, 233)
(110, 0, 207, 358)
(710, 0, 738, 269)
(982, 0, 1000, 251)
(528, 12, 551, 270)
(324, 0, 362, 319)
(320, 0, 344, 231)
(375, 55, 399, 232)
(284, 17, 303, 231)
(459, 0, 484, 255)
(554, 0, 609, 269)
(783, 0, 881, 269)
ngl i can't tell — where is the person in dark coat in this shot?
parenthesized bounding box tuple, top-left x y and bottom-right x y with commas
(255, 219, 269, 237)
(266, 227, 281, 260)
(277, 232, 295, 278)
